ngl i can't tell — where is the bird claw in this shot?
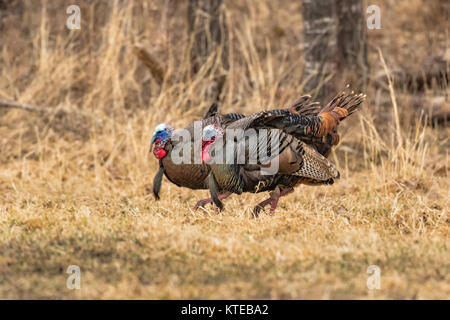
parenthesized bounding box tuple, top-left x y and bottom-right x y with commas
(194, 193, 231, 212)
(252, 202, 269, 218)
(252, 197, 279, 217)
(193, 199, 210, 211)
(252, 205, 263, 218)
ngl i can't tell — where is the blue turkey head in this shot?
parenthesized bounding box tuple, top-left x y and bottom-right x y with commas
(150, 123, 173, 153)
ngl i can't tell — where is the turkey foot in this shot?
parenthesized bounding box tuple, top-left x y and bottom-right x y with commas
(194, 192, 231, 211)
(252, 188, 294, 217)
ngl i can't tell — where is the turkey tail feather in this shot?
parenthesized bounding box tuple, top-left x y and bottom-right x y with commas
(294, 142, 340, 181)
(286, 95, 320, 116)
(203, 103, 219, 119)
(314, 89, 366, 136)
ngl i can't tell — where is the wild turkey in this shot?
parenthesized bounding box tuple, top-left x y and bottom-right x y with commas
(150, 91, 363, 210)
(198, 90, 365, 215)
(150, 104, 244, 201)
(150, 104, 291, 201)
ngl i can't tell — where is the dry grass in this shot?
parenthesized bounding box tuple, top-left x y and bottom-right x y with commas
(0, 0, 448, 299)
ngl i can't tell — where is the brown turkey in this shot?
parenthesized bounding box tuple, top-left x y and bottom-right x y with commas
(150, 105, 286, 202)
(198, 90, 365, 215)
(150, 104, 244, 201)
(149, 94, 361, 210)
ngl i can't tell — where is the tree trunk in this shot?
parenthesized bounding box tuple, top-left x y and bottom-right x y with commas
(301, 0, 338, 103)
(301, 0, 368, 102)
(187, 0, 228, 101)
(336, 0, 369, 91)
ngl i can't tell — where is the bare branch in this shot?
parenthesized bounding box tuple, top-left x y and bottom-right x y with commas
(0, 99, 94, 140)
(133, 43, 165, 85)
(0, 99, 47, 114)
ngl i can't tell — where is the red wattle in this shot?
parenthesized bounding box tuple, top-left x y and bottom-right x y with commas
(201, 142, 213, 162)
(155, 149, 167, 159)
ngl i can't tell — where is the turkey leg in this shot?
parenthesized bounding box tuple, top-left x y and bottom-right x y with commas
(193, 192, 232, 210)
(253, 187, 294, 217)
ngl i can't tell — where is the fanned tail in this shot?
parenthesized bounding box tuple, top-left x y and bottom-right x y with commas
(286, 95, 321, 116)
(319, 86, 366, 119)
(255, 88, 365, 139)
(314, 88, 366, 136)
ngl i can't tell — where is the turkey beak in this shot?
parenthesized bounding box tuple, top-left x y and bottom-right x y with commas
(149, 134, 156, 153)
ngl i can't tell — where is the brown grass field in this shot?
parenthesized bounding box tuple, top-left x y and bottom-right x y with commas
(0, 0, 448, 299)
